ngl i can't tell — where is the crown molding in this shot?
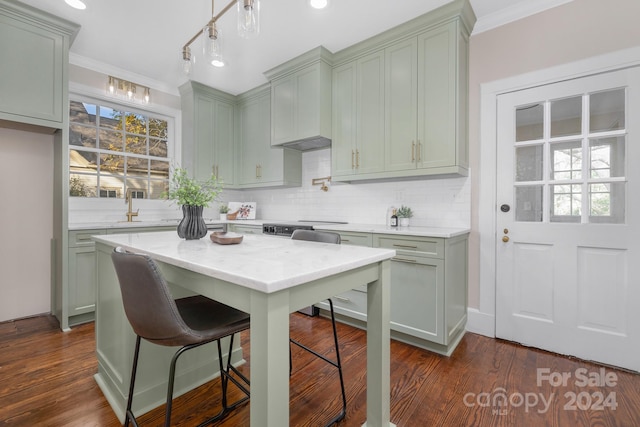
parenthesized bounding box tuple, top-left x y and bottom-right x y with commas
(472, 0, 573, 35)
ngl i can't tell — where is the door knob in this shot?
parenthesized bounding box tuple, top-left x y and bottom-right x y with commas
(500, 204, 510, 212)
(502, 236, 509, 243)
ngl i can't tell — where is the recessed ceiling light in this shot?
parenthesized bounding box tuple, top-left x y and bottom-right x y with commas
(65, 0, 86, 10)
(309, 0, 328, 10)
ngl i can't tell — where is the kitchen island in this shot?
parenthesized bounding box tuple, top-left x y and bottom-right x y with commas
(93, 230, 396, 427)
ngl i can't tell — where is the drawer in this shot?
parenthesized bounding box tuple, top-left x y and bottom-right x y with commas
(374, 235, 444, 258)
(69, 229, 105, 247)
(316, 288, 368, 319)
(325, 231, 372, 247)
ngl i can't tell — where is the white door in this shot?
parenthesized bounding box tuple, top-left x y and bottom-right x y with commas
(495, 67, 640, 371)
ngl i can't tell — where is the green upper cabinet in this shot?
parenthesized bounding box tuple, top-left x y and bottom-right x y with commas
(384, 38, 418, 172)
(236, 85, 302, 188)
(331, 0, 475, 181)
(265, 46, 332, 150)
(179, 81, 236, 185)
(332, 51, 385, 178)
(0, 0, 79, 130)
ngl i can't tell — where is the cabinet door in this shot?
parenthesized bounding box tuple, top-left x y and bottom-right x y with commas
(214, 100, 235, 184)
(331, 62, 357, 177)
(238, 92, 282, 185)
(417, 23, 456, 169)
(68, 246, 97, 316)
(194, 94, 215, 181)
(0, 13, 64, 126)
(271, 76, 295, 146)
(356, 51, 385, 174)
(385, 38, 418, 172)
(390, 256, 445, 344)
(296, 64, 321, 140)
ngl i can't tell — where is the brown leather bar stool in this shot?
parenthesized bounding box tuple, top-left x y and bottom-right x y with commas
(111, 247, 250, 427)
(290, 229, 347, 426)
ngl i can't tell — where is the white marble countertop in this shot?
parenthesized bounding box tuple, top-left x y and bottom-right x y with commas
(313, 223, 470, 238)
(71, 218, 469, 238)
(93, 231, 395, 294)
(68, 219, 227, 230)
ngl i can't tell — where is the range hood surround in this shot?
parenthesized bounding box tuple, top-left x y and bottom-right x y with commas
(265, 46, 333, 151)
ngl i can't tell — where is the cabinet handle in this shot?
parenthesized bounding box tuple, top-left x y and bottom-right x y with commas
(411, 141, 415, 162)
(417, 140, 422, 162)
(356, 149, 360, 169)
(393, 243, 418, 249)
(393, 257, 418, 264)
(259, 164, 262, 178)
(333, 295, 351, 302)
(342, 239, 350, 242)
(351, 150, 355, 169)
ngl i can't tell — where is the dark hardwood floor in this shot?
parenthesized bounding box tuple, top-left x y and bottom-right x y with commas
(1, 313, 639, 426)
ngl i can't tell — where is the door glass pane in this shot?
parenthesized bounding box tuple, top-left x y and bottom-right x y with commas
(515, 185, 543, 222)
(590, 136, 625, 178)
(516, 103, 543, 142)
(550, 184, 581, 222)
(589, 182, 625, 224)
(550, 141, 582, 180)
(590, 89, 625, 132)
(516, 145, 543, 181)
(550, 96, 582, 137)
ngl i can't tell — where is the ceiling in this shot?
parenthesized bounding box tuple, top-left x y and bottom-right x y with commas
(20, 0, 572, 96)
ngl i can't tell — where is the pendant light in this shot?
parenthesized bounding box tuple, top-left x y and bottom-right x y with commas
(203, 23, 225, 67)
(181, 0, 260, 75)
(237, 0, 260, 39)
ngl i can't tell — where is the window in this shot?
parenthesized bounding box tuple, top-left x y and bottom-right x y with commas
(514, 88, 626, 224)
(69, 100, 171, 199)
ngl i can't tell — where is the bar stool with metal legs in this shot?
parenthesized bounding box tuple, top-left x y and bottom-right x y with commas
(110, 247, 250, 427)
(290, 229, 347, 426)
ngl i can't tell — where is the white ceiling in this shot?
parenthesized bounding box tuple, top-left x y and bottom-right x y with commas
(20, 0, 572, 96)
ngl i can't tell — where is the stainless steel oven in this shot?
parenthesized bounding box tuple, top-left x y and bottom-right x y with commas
(262, 220, 347, 236)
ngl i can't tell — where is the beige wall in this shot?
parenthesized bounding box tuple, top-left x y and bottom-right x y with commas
(0, 128, 54, 322)
(467, 0, 640, 308)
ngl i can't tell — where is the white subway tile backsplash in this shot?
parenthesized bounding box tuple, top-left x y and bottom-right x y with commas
(223, 149, 470, 228)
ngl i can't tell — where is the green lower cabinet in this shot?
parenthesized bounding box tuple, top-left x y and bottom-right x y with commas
(316, 230, 468, 356)
(65, 226, 175, 327)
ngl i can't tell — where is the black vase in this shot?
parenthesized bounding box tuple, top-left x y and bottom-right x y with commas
(177, 205, 208, 240)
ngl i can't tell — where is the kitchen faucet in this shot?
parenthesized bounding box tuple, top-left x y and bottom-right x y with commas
(125, 190, 139, 222)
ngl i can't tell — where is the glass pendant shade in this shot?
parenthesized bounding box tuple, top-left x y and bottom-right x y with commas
(182, 47, 193, 75)
(237, 0, 260, 39)
(203, 24, 225, 67)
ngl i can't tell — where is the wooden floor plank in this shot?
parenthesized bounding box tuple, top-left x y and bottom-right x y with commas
(0, 314, 638, 426)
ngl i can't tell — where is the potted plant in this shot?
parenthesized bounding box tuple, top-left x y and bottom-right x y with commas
(219, 204, 230, 220)
(165, 167, 222, 239)
(396, 205, 413, 227)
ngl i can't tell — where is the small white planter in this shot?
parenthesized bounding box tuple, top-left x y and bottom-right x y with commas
(399, 217, 410, 227)
(219, 213, 227, 220)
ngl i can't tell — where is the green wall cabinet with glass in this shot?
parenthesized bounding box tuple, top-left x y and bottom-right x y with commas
(331, 0, 474, 182)
(0, 0, 78, 129)
(316, 230, 468, 356)
(264, 46, 332, 149)
(236, 85, 302, 188)
(179, 81, 236, 185)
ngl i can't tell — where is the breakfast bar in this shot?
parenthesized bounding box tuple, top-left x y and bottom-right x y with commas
(92, 230, 396, 427)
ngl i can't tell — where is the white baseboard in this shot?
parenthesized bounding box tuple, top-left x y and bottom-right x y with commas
(465, 308, 495, 338)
